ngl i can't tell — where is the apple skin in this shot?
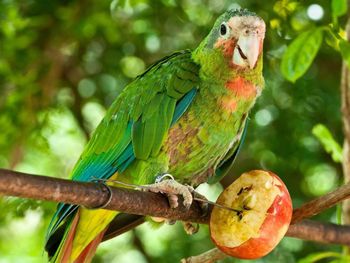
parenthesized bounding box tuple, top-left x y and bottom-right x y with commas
(210, 170, 292, 259)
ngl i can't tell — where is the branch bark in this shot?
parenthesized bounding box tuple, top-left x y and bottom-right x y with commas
(341, 8, 350, 227)
(182, 220, 350, 263)
(1, 168, 350, 248)
(0, 169, 206, 223)
(292, 182, 350, 223)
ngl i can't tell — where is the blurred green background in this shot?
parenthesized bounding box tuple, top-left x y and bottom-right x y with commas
(0, 0, 348, 262)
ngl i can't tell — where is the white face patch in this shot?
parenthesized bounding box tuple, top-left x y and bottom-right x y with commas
(225, 16, 266, 69)
(227, 16, 266, 40)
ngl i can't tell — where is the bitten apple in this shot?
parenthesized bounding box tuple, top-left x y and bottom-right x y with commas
(210, 170, 292, 259)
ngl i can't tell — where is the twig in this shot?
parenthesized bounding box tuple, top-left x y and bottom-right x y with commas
(292, 183, 350, 223)
(182, 220, 350, 263)
(181, 248, 227, 263)
(287, 220, 350, 246)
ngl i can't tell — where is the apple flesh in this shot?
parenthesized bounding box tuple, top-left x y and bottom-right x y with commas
(210, 170, 292, 259)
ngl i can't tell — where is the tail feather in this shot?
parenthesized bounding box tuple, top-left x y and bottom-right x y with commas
(58, 211, 80, 263)
(50, 210, 108, 263)
(46, 210, 145, 262)
(103, 214, 144, 242)
(75, 229, 107, 263)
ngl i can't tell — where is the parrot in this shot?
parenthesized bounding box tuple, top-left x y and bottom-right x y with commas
(45, 8, 266, 263)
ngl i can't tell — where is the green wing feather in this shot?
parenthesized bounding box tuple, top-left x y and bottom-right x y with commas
(71, 50, 199, 182)
(45, 50, 200, 250)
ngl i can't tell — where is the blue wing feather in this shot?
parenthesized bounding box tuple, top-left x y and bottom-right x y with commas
(171, 88, 196, 125)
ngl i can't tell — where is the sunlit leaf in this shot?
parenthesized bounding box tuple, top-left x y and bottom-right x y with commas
(324, 27, 340, 50)
(273, 0, 299, 18)
(332, 0, 347, 17)
(329, 255, 350, 263)
(281, 28, 323, 82)
(312, 124, 343, 163)
(339, 39, 350, 67)
(298, 251, 341, 263)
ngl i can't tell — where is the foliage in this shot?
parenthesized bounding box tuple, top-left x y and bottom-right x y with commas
(0, 0, 349, 262)
(297, 251, 350, 263)
(281, 28, 323, 83)
(312, 124, 343, 163)
(280, 0, 349, 83)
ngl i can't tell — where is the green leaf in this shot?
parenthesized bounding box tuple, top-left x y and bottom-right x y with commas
(312, 124, 343, 163)
(340, 39, 350, 67)
(329, 257, 350, 263)
(336, 203, 342, 225)
(281, 28, 323, 82)
(324, 27, 340, 50)
(298, 252, 341, 263)
(332, 0, 348, 17)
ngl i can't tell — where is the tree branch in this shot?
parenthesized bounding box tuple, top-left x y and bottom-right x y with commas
(0, 168, 206, 223)
(292, 182, 350, 223)
(182, 248, 227, 263)
(287, 220, 350, 246)
(342, 15, 350, 226)
(182, 220, 350, 263)
(1, 168, 350, 249)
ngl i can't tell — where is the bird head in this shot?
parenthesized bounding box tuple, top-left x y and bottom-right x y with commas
(194, 9, 266, 77)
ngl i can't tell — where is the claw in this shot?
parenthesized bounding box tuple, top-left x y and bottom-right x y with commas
(168, 193, 179, 208)
(183, 221, 199, 235)
(144, 175, 194, 209)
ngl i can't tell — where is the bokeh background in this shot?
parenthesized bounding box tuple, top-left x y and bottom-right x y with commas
(0, 0, 347, 262)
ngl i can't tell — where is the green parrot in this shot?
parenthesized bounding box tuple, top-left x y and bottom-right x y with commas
(45, 9, 265, 263)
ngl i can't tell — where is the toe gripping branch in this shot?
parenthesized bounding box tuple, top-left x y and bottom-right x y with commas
(88, 175, 236, 215)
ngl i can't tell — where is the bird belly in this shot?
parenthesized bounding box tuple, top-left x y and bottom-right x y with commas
(164, 112, 243, 185)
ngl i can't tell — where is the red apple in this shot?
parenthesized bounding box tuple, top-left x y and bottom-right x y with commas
(210, 170, 292, 259)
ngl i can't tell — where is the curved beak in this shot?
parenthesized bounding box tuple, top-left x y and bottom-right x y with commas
(233, 34, 261, 69)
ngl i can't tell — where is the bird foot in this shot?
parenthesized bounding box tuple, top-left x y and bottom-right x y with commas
(182, 221, 199, 235)
(143, 174, 194, 209)
(179, 191, 209, 235)
(150, 218, 198, 235)
(144, 174, 209, 235)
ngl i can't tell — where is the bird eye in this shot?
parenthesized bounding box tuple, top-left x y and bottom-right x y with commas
(220, 23, 228, 36)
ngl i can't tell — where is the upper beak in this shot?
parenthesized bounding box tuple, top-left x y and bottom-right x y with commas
(233, 33, 261, 69)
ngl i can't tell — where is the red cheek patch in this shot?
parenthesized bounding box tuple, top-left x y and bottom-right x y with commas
(225, 77, 257, 99)
(214, 38, 235, 58)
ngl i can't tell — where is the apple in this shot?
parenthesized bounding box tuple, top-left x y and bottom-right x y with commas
(210, 170, 292, 259)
